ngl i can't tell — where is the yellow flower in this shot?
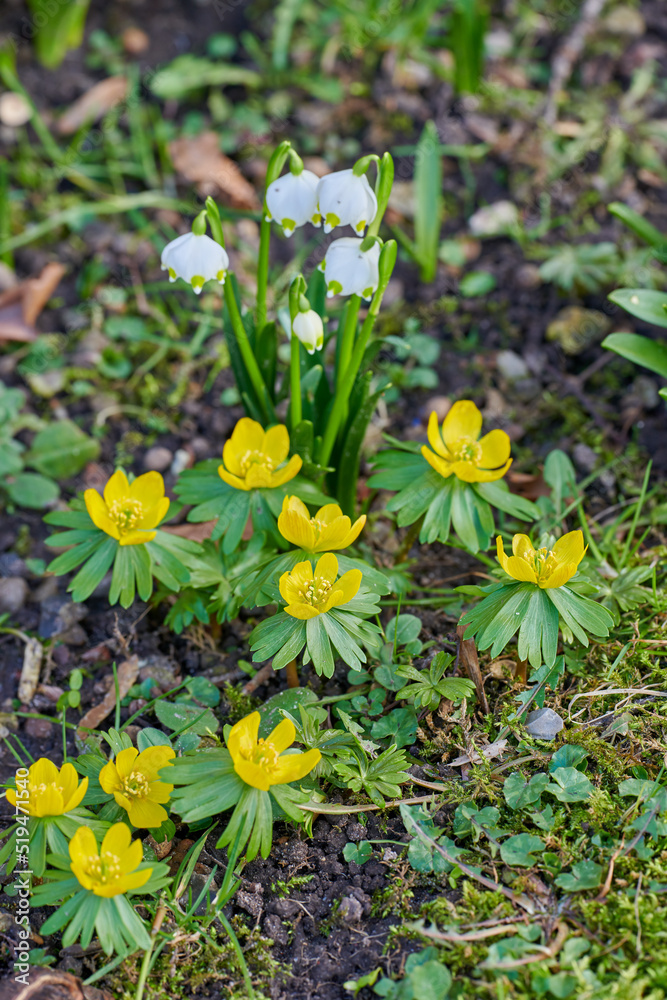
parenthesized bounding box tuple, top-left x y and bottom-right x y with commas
(496, 531, 586, 589)
(279, 553, 362, 620)
(99, 746, 175, 828)
(227, 711, 321, 792)
(69, 822, 152, 898)
(84, 470, 169, 546)
(278, 496, 366, 552)
(218, 418, 302, 491)
(6, 758, 88, 818)
(421, 401, 512, 483)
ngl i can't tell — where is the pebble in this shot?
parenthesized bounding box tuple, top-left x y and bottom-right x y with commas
(0, 553, 28, 577)
(631, 375, 660, 410)
(603, 6, 645, 36)
(0, 577, 28, 614)
(422, 395, 451, 423)
(180, 873, 219, 916)
(496, 350, 529, 381)
(516, 264, 542, 290)
(143, 446, 173, 473)
(38, 596, 88, 644)
(468, 200, 519, 238)
(572, 443, 599, 474)
(24, 717, 53, 739)
(338, 896, 364, 923)
(236, 890, 264, 919)
(263, 913, 289, 946)
(525, 707, 564, 740)
(122, 26, 150, 53)
(346, 822, 367, 843)
(0, 92, 31, 127)
(170, 448, 192, 476)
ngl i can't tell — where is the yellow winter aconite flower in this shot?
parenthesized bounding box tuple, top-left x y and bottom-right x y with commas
(278, 496, 366, 552)
(279, 553, 362, 620)
(99, 746, 175, 828)
(6, 758, 88, 818)
(497, 530, 586, 589)
(84, 470, 170, 546)
(69, 822, 152, 898)
(227, 711, 321, 792)
(421, 401, 512, 484)
(218, 418, 302, 491)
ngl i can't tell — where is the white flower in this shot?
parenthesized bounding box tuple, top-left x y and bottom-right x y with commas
(292, 310, 324, 355)
(320, 237, 380, 299)
(265, 170, 321, 236)
(316, 169, 377, 235)
(161, 233, 229, 295)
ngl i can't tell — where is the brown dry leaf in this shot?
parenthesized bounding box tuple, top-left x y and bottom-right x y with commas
(17, 637, 43, 704)
(457, 623, 490, 715)
(449, 739, 508, 767)
(163, 520, 216, 542)
(3, 969, 86, 1000)
(169, 132, 260, 209)
(0, 262, 66, 342)
(507, 469, 551, 502)
(76, 656, 139, 735)
(57, 76, 129, 136)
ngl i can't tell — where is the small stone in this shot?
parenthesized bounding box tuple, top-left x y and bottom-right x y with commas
(603, 6, 645, 36)
(484, 28, 513, 58)
(0, 577, 28, 614)
(0, 92, 31, 127)
(272, 899, 300, 918)
(143, 446, 173, 472)
(38, 597, 87, 641)
(516, 264, 542, 290)
(631, 375, 660, 410)
(338, 896, 363, 923)
(122, 26, 150, 53)
(572, 443, 599, 474)
(236, 890, 263, 919)
(263, 913, 289, 946)
(525, 707, 564, 740)
(180, 872, 219, 916)
(422, 396, 451, 423)
(468, 200, 519, 238)
(496, 350, 529, 381)
(24, 717, 52, 739)
(346, 822, 366, 843)
(0, 553, 27, 577)
(546, 307, 611, 356)
(170, 448, 191, 476)
(25, 369, 65, 397)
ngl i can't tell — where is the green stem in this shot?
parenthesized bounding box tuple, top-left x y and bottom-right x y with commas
(290, 335, 302, 430)
(219, 911, 256, 999)
(336, 295, 361, 387)
(256, 216, 271, 335)
(135, 940, 156, 1000)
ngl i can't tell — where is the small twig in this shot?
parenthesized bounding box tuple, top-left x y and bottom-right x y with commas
(544, 0, 608, 125)
(241, 663, 274, 694)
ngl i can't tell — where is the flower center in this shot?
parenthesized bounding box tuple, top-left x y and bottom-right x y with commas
(523, 546, 558, 580)
(108, 498, 144, 533)
(33, 780, 64, 800)
(240, 450, 272, 475)
(450, 437, 482, 464)
(299, 576, 332, 610)
(121, 771, 150, 799)
(86, 851, 122, 885)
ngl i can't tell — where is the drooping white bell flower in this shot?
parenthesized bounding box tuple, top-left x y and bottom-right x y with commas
(320, 237, 381, 299)
(265, 170, 321, 236)
(161, 233, 229, 294)
(316, 169, 377, 235)
(292, 310, 324, 355)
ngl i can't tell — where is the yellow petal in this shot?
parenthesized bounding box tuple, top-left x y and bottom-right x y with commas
(136, 746, 175, 781)
(103, 469, 130, 506)
(269, 749, 321, 785)
(285, 603, 321, 619)
(552, 530, 586, 569)
(263, 424, 290, 466)
(279, 561, 313, 605)
(69, 825, 98, 867)
(140, 496, 170, 531)
(129, 471, 165, 507)
(503, 555, 539, 584)
(119, 529, 157, 546)
(222, 439, 244, 477)
(63, 776, 88, 813)
(114, 747, 139, 780)
(5, 788, 17, 809)
(278, 507, 316, 550)
(146, 780, 173, 803)
(512, 534, 535, 559)
(426, 410, 450, 459)
(245, 464, 275, 490)
(34, 785, 65, 817)
(218, 466, 250, 491)
(442, 400, 482, 450)
(448, 459, 485, 483)
(314, 553, 339, 585)
(322, 586, 346, 612)
(266, 718, 296, 754)
(102, 822, 133, 857)
(112, 868, 152, 895)
(541, 563, 578, 589)
(234, 759, 271, 791)
(99, 759, 120, 794)
(84, 490, 120, 539)
(478, 429, 511, 470)
(421, 446, 454, 480)
(127, 798, 168, 828)
(31, 758, 60, 786)
(315, 503, 346, 525)
(116, 834, 143, 873)
(332, 568, 362, 606)
(497, 536, 537, 583)
(58, 763, 78, 802)
(269, 454, 302, 488)
(227, 712, 260, 764)
(316, 516, 351, 551)
(234, 418, 265, 455)
(284, 495, 310, 519)
(340, 515, 366, 548)
(467, 458, 512, 483)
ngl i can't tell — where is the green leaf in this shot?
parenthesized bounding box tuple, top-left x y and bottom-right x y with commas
(68, 536, 117, 602)
(154, 700, 219, 736)
(136, 728, 172, 752)
(460, 270, 496, 297)
(608, 289, 667, 329)
(343, 840, 373, 864)
(603, 331, 667, 378)
(517, 587, 559, 668)
(549, 745, 588, 772)
(370, 708, 418, 748)
(5, 472, 59, 509)
(547, 587, 613, 643)
(499, 833, 545, 867)
(149, 55, 261, 99)
(414, 121, 443, 282)
(555, 860, 603, 892)
(609, 202, 665, 248)
(25, 420, 100, 479)
(503, 772, 549, 810)
(546, 766, 593, 802)
(474, 480, 538, 521)
(306, 615, 335, 677)
(260, 688, 318, 735)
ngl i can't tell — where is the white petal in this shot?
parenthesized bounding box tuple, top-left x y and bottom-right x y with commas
(161, 233, 229, 290)
(266, 170, 320, 232)
(321, 237, 380, 298)
(316, 170, 377, 235)
(293, 310, 324, 353)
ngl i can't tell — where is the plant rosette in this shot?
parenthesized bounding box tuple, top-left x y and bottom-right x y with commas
(44, 470, 201, 608)
(0, 759, 108, 877)
(248, 553, 383, 677)
(458, 531, 615, 668)
(32, 822, 170, 957)
(169, 711, 320, 861)
(174, 418, 332, 554)
(368, 401, 538, 553)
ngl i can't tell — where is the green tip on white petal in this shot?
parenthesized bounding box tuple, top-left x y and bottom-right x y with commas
(216, 270, 227, 283)
(325, 212, 341, 231)
(281, 218, 296, 236)
(191, 275, 205, 293)
(168, 267, 177, 280)
(326, 280, 343, 297)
